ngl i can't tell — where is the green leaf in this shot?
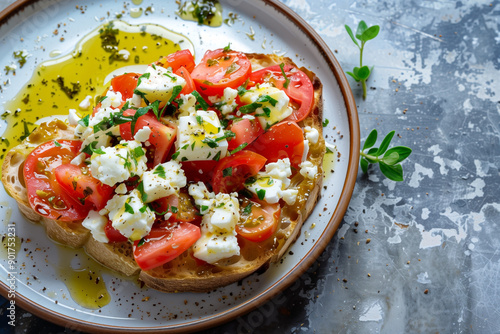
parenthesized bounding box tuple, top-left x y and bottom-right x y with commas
(230, 142, 248, 155)
(256, 189, 266, 200)
(353, 67, 360, 76)
(345, 24, 360, 48)
(384, 146, 412, 163)
(364, 147, 379, 163)
(379, 162, 403, 181)
(153, 165, 166, 179)
(346, 71, 360, 82)
(360, 157, 369, 173)
(376, 130, 395, 156)
(223, 167, 232, 177)
(191, 91, 209, 111)
(361, 25, 380, 41)
(243, 203, 252, 215)
(124, 202, 135, 214)
(362, 129, 378, 150)
(382, 151, 399, 165)
(279, 63, 290, 89)
(322, 118, 329, 127)
(357, 66, 371, 80)
(355, 21, 368, 39)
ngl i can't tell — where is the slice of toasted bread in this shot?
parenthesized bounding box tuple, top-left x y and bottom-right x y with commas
(1, 54, 325, 292)
(138, 54, 325, 292)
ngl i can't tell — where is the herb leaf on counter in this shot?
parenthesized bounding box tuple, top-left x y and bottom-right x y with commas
(345, 21, 379, 99)
(360, 129, 412, 182)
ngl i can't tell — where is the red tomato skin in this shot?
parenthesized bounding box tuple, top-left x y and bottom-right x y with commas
(111, 73, 140, 100)
(105, 220, 128, 243)
(191, 49, 252, 96)
(246, 121, 304, 168)
(175, 66, 196, 95)
(249, 65, 314, 122)
(228, 118, 264, 151)
(157, 49, 195, 73)
(180, 160, 217, 184)
(212, 150, 267, 194)
(23, 140, 91, 221)
(133, 222, 201, 270)
(54, 164, 114, 211)
(119, 110, 176, 166)
(236, 200, 281, 242)
(152, 193, 201, 224)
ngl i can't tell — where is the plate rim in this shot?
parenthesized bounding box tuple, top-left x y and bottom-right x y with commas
(0, 0, 360, 332)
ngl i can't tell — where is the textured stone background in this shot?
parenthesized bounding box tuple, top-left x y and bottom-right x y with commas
(1, 0, 499, 333)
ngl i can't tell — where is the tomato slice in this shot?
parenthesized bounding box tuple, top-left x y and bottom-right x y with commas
(151, 192, 201, 224)
(249, 64, 314, 122)
(247, 121, 304, 168)
(55, 164, 114, 211)
(133, 222, 201, 270)
(191, 49, 252, 96)
(180, 160, 217, 184)
(175, 66, 196, 96)
(228, 118, 264, 151)
(111, 72, 140, 100)
(212, 150, 267, 194)
(236, 199, 281, 242)
(156, 49, 195, 73)
(104, 220, 128, 243)
(23, 140, 92, 221)
(120, 110, 176, 166)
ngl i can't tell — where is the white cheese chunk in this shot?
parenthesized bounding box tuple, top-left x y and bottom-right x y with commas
(78, 95, 93, 111)
(192, 192, 240, 264)
(209, 193, 240, 232)
(302, 139, 309, 162)
(135, 65, 186, 104)
(68, 109, 81, 126)
(304, 126, 319, 144)
(134, 126, 152, 142)
(174, 109, 228, 162)
(192, 225, 240, 264)
(70, 152, 87, 166)
(101, 90, 123, 109)
(115, 183, 128, 194)
(105, 189, 155, 241)
(82, 210, 109, 243)
(188, 181, 215, 215)
(90, 140, 147, 186)
(299, 160, 318, 179)
(178, 93, 197, 117)
(141, 161, 187, 203)
(245, 158, 297, 205)
(240, 84, 292, 129)
(127, 94, 143, 108)
(211, 87, 239, 115)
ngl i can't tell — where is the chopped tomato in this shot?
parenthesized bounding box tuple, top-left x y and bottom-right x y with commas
(249, 64, 314, 122)
(191, 49, 252, 96)
(120, 110, 176, 166)
(104, 220, 128, 243)
(54, 164, 114, 211)
(151, 192, 201, 224)
(156, 49, 195, 73)
(111, 72, 140, 100)
(212, 150, 267, 194)
(175, 66, 196, 96)
(133, 222, 201, 270)
(236, 199, 281, 242)
(228, 118, 264, 151)
(23, 140, 92, 221)
(180, 160, 217, 184)
(247, 121, 304, 168)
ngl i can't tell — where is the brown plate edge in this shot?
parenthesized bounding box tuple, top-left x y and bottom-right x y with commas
(0, 0, 360, 332)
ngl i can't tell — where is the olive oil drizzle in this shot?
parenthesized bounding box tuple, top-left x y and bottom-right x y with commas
(177, 0, 223, 27)
(0, 20, 193, 157)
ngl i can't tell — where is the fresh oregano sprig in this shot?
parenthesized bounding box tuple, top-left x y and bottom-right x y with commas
(360, 129, 412, 181)
(345, 21, 380, 99)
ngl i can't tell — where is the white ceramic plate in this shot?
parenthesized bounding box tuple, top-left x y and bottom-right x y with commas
(0, 0, 359, 331)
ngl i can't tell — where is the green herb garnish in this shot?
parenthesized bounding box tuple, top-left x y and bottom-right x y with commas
(360, 129, 412, 181)
(345, 20, 380, 99)
(279, 63, 290, 89)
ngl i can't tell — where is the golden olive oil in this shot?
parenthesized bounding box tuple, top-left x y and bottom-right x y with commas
(177, 0, 223, 27)
(1, 20, 193, 155)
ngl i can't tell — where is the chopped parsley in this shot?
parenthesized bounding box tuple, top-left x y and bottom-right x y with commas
(191, 91, 209, 111)
(239, 95, 278, 114)
(256, 189, 266, 200)
(124, 202, 135, 214)
(229, 142, 248, 155)
(54, 140, 62, 147)
(223, 167, 232, 177)
(322, 118, 329, 127)
(153, 165, 166, 179)
(243, 203, 253, 215)
(279, 63, 290, 89)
